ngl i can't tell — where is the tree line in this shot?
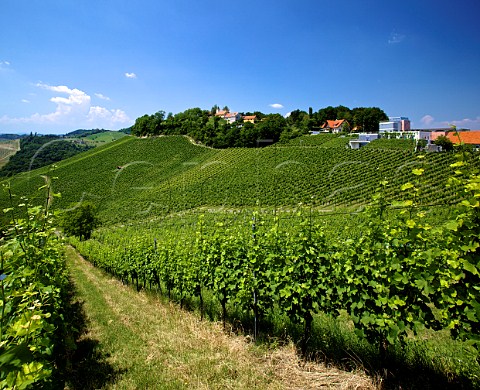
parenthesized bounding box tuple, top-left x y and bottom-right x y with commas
(130, 105, 388, 148)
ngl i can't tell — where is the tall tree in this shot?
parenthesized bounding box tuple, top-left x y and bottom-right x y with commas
(211, 104, 219, 115)
(352, 107, 388, 132)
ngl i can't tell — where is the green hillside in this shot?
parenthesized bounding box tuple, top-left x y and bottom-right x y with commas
(73, 130, 128, 145)
(1, 134, 465, 225)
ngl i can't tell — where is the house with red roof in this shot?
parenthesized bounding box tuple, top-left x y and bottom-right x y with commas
(321, 119, 348, 133)
(215, 109, 228, 118)
(243, 115, 257, 124)
(431, 130, 480, 150)
(224, 112, 241, 124)
(215, 109, 241, 124)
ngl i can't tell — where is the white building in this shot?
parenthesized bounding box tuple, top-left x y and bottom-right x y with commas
(379, 116, 411, 134)
(381, 130, 431, 142)
(349, 133, 379, 149)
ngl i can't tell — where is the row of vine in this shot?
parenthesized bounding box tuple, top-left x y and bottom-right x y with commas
(71, 153, 480, 362)
(1, 184, 70, 389)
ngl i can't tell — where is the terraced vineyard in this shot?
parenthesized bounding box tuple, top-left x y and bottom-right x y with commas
(280, 133, 343, 146)
(364, 138, 416, 150)
(1, 134, 470, 224)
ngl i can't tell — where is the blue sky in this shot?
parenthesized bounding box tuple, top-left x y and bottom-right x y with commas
(1, 0, 479, 134)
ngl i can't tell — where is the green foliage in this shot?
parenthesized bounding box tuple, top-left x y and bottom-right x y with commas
(433, 154, 480, 347)
(310, 106, 387, 133)
(434, 135, 454, 152)
(60, 202, 99, 240)
(0, 184, 69, 389)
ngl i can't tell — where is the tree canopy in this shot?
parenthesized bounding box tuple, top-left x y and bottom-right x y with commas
(130, 105, 388, 148)
(60, 202, 99, 240)
(434, 135, 454, 151)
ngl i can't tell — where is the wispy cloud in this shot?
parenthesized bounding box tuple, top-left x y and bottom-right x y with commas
(125, 72, 137, 79)
(21, 99, 30, 104)
(95, 93, 111, 101)
(415, 115, 480, 130)
(0, 60, 10, 66)
(442, 117, 480, 129)
(388, 31, 406, 44)
(269, 103, 284, 109)
(421, 114, 434, 126)
(0, 83, 131, 129)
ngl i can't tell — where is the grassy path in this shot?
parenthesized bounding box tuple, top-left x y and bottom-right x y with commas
(65, 246, 374, 389)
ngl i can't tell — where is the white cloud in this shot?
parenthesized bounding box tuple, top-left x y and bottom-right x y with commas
(34, 83, 91, 123)
(88, 106, 129, 125)
(421, 115, 434, 126)
(414, 115, 480, 130)
(21, 99, 30, 104)
(269, 103, 284, 109)
(388, 31, 406, 44)
(0, 60, 10, 66)
(0, 83, 131, 130)
(95, 93, 111, 101)
(125, 72, 137, 79)
(442, 117, 480, 130)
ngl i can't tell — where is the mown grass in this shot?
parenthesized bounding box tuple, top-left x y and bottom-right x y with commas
(187, 288, 480, 389)
(164, 287, 480, 389)
(65, 246, 373, 389)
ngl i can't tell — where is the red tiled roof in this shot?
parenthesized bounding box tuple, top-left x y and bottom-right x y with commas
(432, 131, 480, 144)
(321, 119, 345, 129)
(243, 115, 256, 120)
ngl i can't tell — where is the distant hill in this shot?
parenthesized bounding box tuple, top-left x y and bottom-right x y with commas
(0, 134, 25, 140)
(0, 134, 93, 177)
(66, 129, 107, 137)
(1, 134, 470, 226)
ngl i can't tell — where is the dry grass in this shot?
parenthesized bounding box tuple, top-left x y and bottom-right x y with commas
(66, 246, 376, 389)
(0, 139, 20, 169)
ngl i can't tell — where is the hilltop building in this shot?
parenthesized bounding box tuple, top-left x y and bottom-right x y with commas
(431, 130, 480, 150)
(215, 109, 241, 124)
(379, 117, 411, 134)
(321, 119, 348, 133)
(243, 115, 257, 124)
(349, 133, 379, 149)
(224, 112, 241, 124)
